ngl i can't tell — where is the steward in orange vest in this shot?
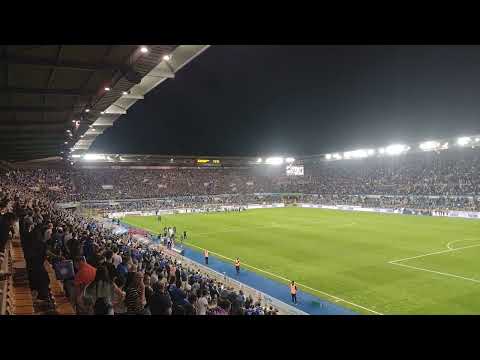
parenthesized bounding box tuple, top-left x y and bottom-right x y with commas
(235, 258, 240, 275)
(290, 281, 297, 304)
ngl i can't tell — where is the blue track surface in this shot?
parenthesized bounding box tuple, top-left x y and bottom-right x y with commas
(119, 221, 357, 315)
(181, 246, 357, 315)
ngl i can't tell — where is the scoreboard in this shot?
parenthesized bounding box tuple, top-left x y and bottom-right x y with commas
(196, 159, 221, 166)
(286, 164, 304, 176)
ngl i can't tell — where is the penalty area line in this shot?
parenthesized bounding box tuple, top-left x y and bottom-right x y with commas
(389, 243, 480, 264)
(390, 261, 480, 284)
(184, 241, 383, 315)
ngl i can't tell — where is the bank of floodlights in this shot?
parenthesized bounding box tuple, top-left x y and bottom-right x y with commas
(83, 153, 106, 161)
(265, 157, 284, 165)
(457, 136, 472, 146)
(343, 149, 375, 160)
(419, 140, 441, 152)
(384, 144, 410, 156)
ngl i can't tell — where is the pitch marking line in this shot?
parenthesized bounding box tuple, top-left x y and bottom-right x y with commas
(389, 241, 480, 285)
(446, 239, 480, 250)
(127, 222, 383, 314)
(391, 262, 480, 284)
(184, 241, 383, 315)
(389, 243, 480, 264)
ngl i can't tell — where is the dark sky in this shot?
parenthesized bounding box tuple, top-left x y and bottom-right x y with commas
(91, 45, 480, 156)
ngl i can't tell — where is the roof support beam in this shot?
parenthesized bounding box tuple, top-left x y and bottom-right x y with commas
(0, 87, 91, 97)
(0, 105, 76, 112)
(0, 55, 121, 72)
(146, 69, 175, 79)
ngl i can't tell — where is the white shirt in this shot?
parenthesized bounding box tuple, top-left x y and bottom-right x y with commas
(112, 253, 122, 268)
(196, 296, 209, 315)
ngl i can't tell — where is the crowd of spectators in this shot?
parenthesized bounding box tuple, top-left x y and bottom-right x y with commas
(0, 147, 479, 218)
(2, 148, 480, 314)
(66, 148, 480, 204)
(0, 174, 277, 315)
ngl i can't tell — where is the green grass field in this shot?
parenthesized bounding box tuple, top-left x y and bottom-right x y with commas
(123, 208, 480, 315)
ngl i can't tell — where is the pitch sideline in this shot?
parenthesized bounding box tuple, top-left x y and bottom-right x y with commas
(183, 241, 383, 315)
(125, 221, 382, 314)
(388, 240, 480, 284)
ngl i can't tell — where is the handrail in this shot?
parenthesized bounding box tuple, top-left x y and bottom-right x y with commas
(0, 240, 11, 315)
(157, 243, 308, 315)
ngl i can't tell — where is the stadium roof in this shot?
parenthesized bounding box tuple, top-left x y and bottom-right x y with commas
(0, 45, 209, 162)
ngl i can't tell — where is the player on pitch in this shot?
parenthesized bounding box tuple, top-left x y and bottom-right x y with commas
(204, 249, 209, 265)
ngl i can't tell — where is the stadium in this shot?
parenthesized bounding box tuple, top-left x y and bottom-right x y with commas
(1, 45, 480, 315)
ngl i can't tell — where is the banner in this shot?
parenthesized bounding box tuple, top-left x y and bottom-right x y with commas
(299, 203, 480, 219)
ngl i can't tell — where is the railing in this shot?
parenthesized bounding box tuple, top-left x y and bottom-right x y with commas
(161, 245, 308, 315)
(0, 240, 11, 315)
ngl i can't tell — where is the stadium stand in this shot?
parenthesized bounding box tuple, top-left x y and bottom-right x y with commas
(1, 138, 480, 315)
(3, 45, 480, 316)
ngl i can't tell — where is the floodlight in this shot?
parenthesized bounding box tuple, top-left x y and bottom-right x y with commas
(100, 111, 105, 114)
(332, 153, 342, 160)
(457, 137, 471, 146)
(163, 54, 171, 61)
(83, 154, 105, 161)
(85, 108, 90, 113)
(285, 157, 295, 163)
(476, 138, 480, 142)
(104, 87, 111, 91)
(122, 91, 128, 95)
(71, 154, 82, 158)
(378, 148, 385, 154)
(265, 157, 283, 165)
(367, 149, 375, 156)
(257, 158, 262, 163)
(64, 141, 68, 144)
(385, 144, 409, 156)
(419, 140, 440, 151)
(344, 149, 369, 159)
(140, 46, 149, 53)
(325, 154, 332, 160)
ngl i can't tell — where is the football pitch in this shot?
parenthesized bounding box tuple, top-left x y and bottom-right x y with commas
(123, 207, 480, 315)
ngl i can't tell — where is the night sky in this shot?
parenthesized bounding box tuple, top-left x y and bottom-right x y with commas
(90, 45, 480, 156)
